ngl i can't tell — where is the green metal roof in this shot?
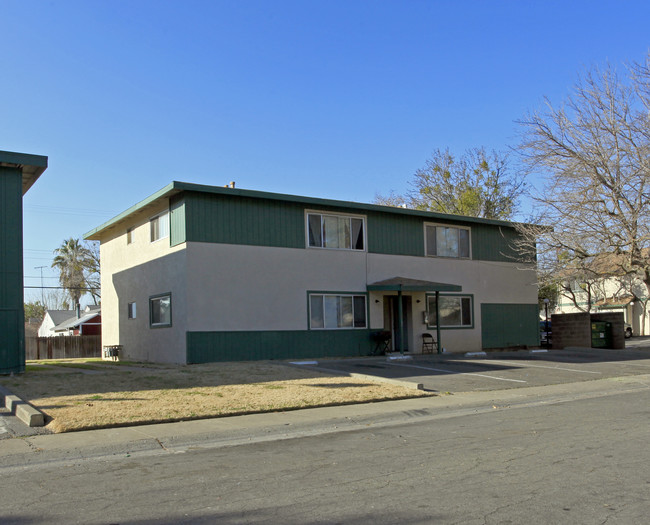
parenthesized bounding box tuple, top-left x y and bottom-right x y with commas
(84, 180, 525, 240)
(0, 150, 48, 195)
(367, 277, 462, 292)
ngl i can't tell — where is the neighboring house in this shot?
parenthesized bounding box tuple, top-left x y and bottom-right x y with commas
(38, 306, 102, 337)
(84, 181, 539, 364)
(555, 278, 645, 335)
(552, 252, 649, 336)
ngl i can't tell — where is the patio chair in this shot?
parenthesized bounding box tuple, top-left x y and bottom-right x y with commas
(421, 333, 437, 354)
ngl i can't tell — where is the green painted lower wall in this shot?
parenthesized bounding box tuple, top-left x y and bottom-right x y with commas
(187, 330, 374, 363)
(481, 303, 540, 349)
(0, 166, 25, 374)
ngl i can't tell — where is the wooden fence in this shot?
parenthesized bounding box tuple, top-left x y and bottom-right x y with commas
(25, 336, 102, 360)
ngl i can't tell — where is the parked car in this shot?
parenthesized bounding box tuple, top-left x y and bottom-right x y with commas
(625, 323, 633, 339)
(540, 320, 551, 345)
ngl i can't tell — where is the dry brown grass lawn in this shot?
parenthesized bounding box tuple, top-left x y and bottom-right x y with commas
(0, 359, 432, 433)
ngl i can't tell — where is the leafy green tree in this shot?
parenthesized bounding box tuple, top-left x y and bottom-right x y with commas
(24, 301, 46, 322)
(51, 238, 94, 308)
(375, 148, 525, 220)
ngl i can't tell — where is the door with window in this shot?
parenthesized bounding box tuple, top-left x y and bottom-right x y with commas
(387, 295, 411, 352)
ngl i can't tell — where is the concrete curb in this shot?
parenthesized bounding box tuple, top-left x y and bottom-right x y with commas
(0, 386, 45, 427)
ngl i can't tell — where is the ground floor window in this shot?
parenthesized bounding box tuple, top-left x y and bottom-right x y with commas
(309, 294, 367, 329)
(427, 294, 473, 328)
(150, 293, 172, 328)
(127, 302, 137, 319)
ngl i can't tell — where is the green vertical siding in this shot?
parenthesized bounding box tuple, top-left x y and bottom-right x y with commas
(366, 212, 424, 256)
(471, 224, 531, 263)
(481, 303, 540, 349)
(183, 192, 306, 248)
(170, 195, 186, 247)
(186, 329, 373, 363)
(176, 189, 530, 263)
(0, 166, 25, 374)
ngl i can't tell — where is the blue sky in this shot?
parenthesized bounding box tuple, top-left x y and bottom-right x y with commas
(3, 0, 649, 304)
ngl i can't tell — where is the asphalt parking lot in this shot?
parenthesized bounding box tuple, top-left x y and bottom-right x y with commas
(299, 343, 650, 393)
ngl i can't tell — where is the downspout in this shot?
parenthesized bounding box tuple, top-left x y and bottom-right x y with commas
(398, 287, 404, 354)
(435, 291, 442, 354)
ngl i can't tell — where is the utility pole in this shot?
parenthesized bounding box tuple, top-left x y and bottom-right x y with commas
(34, 266, 47, 304)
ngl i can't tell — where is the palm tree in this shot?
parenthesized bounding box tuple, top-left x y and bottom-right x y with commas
(51, 238, 93, 309)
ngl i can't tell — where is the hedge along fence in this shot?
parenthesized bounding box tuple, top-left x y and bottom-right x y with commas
(25, 336, 102, 360)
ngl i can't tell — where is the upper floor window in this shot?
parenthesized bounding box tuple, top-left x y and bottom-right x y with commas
(126, 227, 134, 245)
(425, 224, 470, 258)
(150, 211, 169, 243)
(307, 212, 365, 251)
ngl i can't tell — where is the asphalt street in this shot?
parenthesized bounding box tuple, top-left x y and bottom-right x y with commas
(1, 375, 649, 524)
(1, 345, 650, 523)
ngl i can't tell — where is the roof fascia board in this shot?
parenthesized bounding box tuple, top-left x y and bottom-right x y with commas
(0, 150, 49, 195)
(84, 182, 178, 239)
(172, 181, 520, 228)
(85, 180, 531, 240)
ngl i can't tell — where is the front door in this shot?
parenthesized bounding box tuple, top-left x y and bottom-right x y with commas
(389, 295, 411, 352)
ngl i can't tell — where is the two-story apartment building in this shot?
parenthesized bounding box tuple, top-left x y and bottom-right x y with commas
(84, 181, 539, 364)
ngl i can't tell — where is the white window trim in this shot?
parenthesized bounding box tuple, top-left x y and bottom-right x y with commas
(305, 210, 367, 252)
(127, 302, 137, 320)
(309, 293, 368, 330)
(424, 222, 471, 259)
(149, 210, 170, 244)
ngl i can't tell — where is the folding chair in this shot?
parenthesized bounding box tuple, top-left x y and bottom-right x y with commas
(421, 333, 437, 354)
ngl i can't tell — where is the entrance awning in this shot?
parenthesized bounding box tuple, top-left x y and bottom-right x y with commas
(367, 276, 462, 292)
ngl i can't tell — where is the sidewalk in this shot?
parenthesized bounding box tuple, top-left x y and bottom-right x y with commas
(2, 373, 649, 471)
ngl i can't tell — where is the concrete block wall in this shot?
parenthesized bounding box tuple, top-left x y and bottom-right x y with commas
(551, 311, 625, 350)
(551, 312, 591, 349)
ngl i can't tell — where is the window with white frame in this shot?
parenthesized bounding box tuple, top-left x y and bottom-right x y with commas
(150, 211, 169, 243)
(425, 224, 470, 258)
(307, 212, 365, 250)
(150, 293, 172, 327)
(427, 294, 473, 328)
(309, 294, 367, 329)
(127, 302, 136, 319)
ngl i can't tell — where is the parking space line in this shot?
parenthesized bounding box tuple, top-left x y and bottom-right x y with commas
(387, 362, 527, 383)
(481, 359, 602, 374)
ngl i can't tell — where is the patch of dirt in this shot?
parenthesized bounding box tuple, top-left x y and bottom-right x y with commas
(0, 359, 432, 433)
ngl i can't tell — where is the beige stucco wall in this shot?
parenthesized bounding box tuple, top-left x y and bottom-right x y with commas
(98, 209, 538, 361)
(99, 201, 188, 363)
(368, 253, 537, 353)
(183, 242, 537, 354)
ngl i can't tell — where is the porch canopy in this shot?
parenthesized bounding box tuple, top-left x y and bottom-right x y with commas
(367, 276, 462, 293)
(367, 277, 462, 354)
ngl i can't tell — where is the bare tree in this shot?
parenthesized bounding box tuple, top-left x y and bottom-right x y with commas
(376, 148, 526, 220)
(516, 56, 650, 330)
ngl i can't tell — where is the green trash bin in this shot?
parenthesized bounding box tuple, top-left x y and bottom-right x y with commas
(591, 322, 612, 348)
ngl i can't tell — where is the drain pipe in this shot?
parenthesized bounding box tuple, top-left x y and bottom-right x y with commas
(398, 288, 404, 354)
